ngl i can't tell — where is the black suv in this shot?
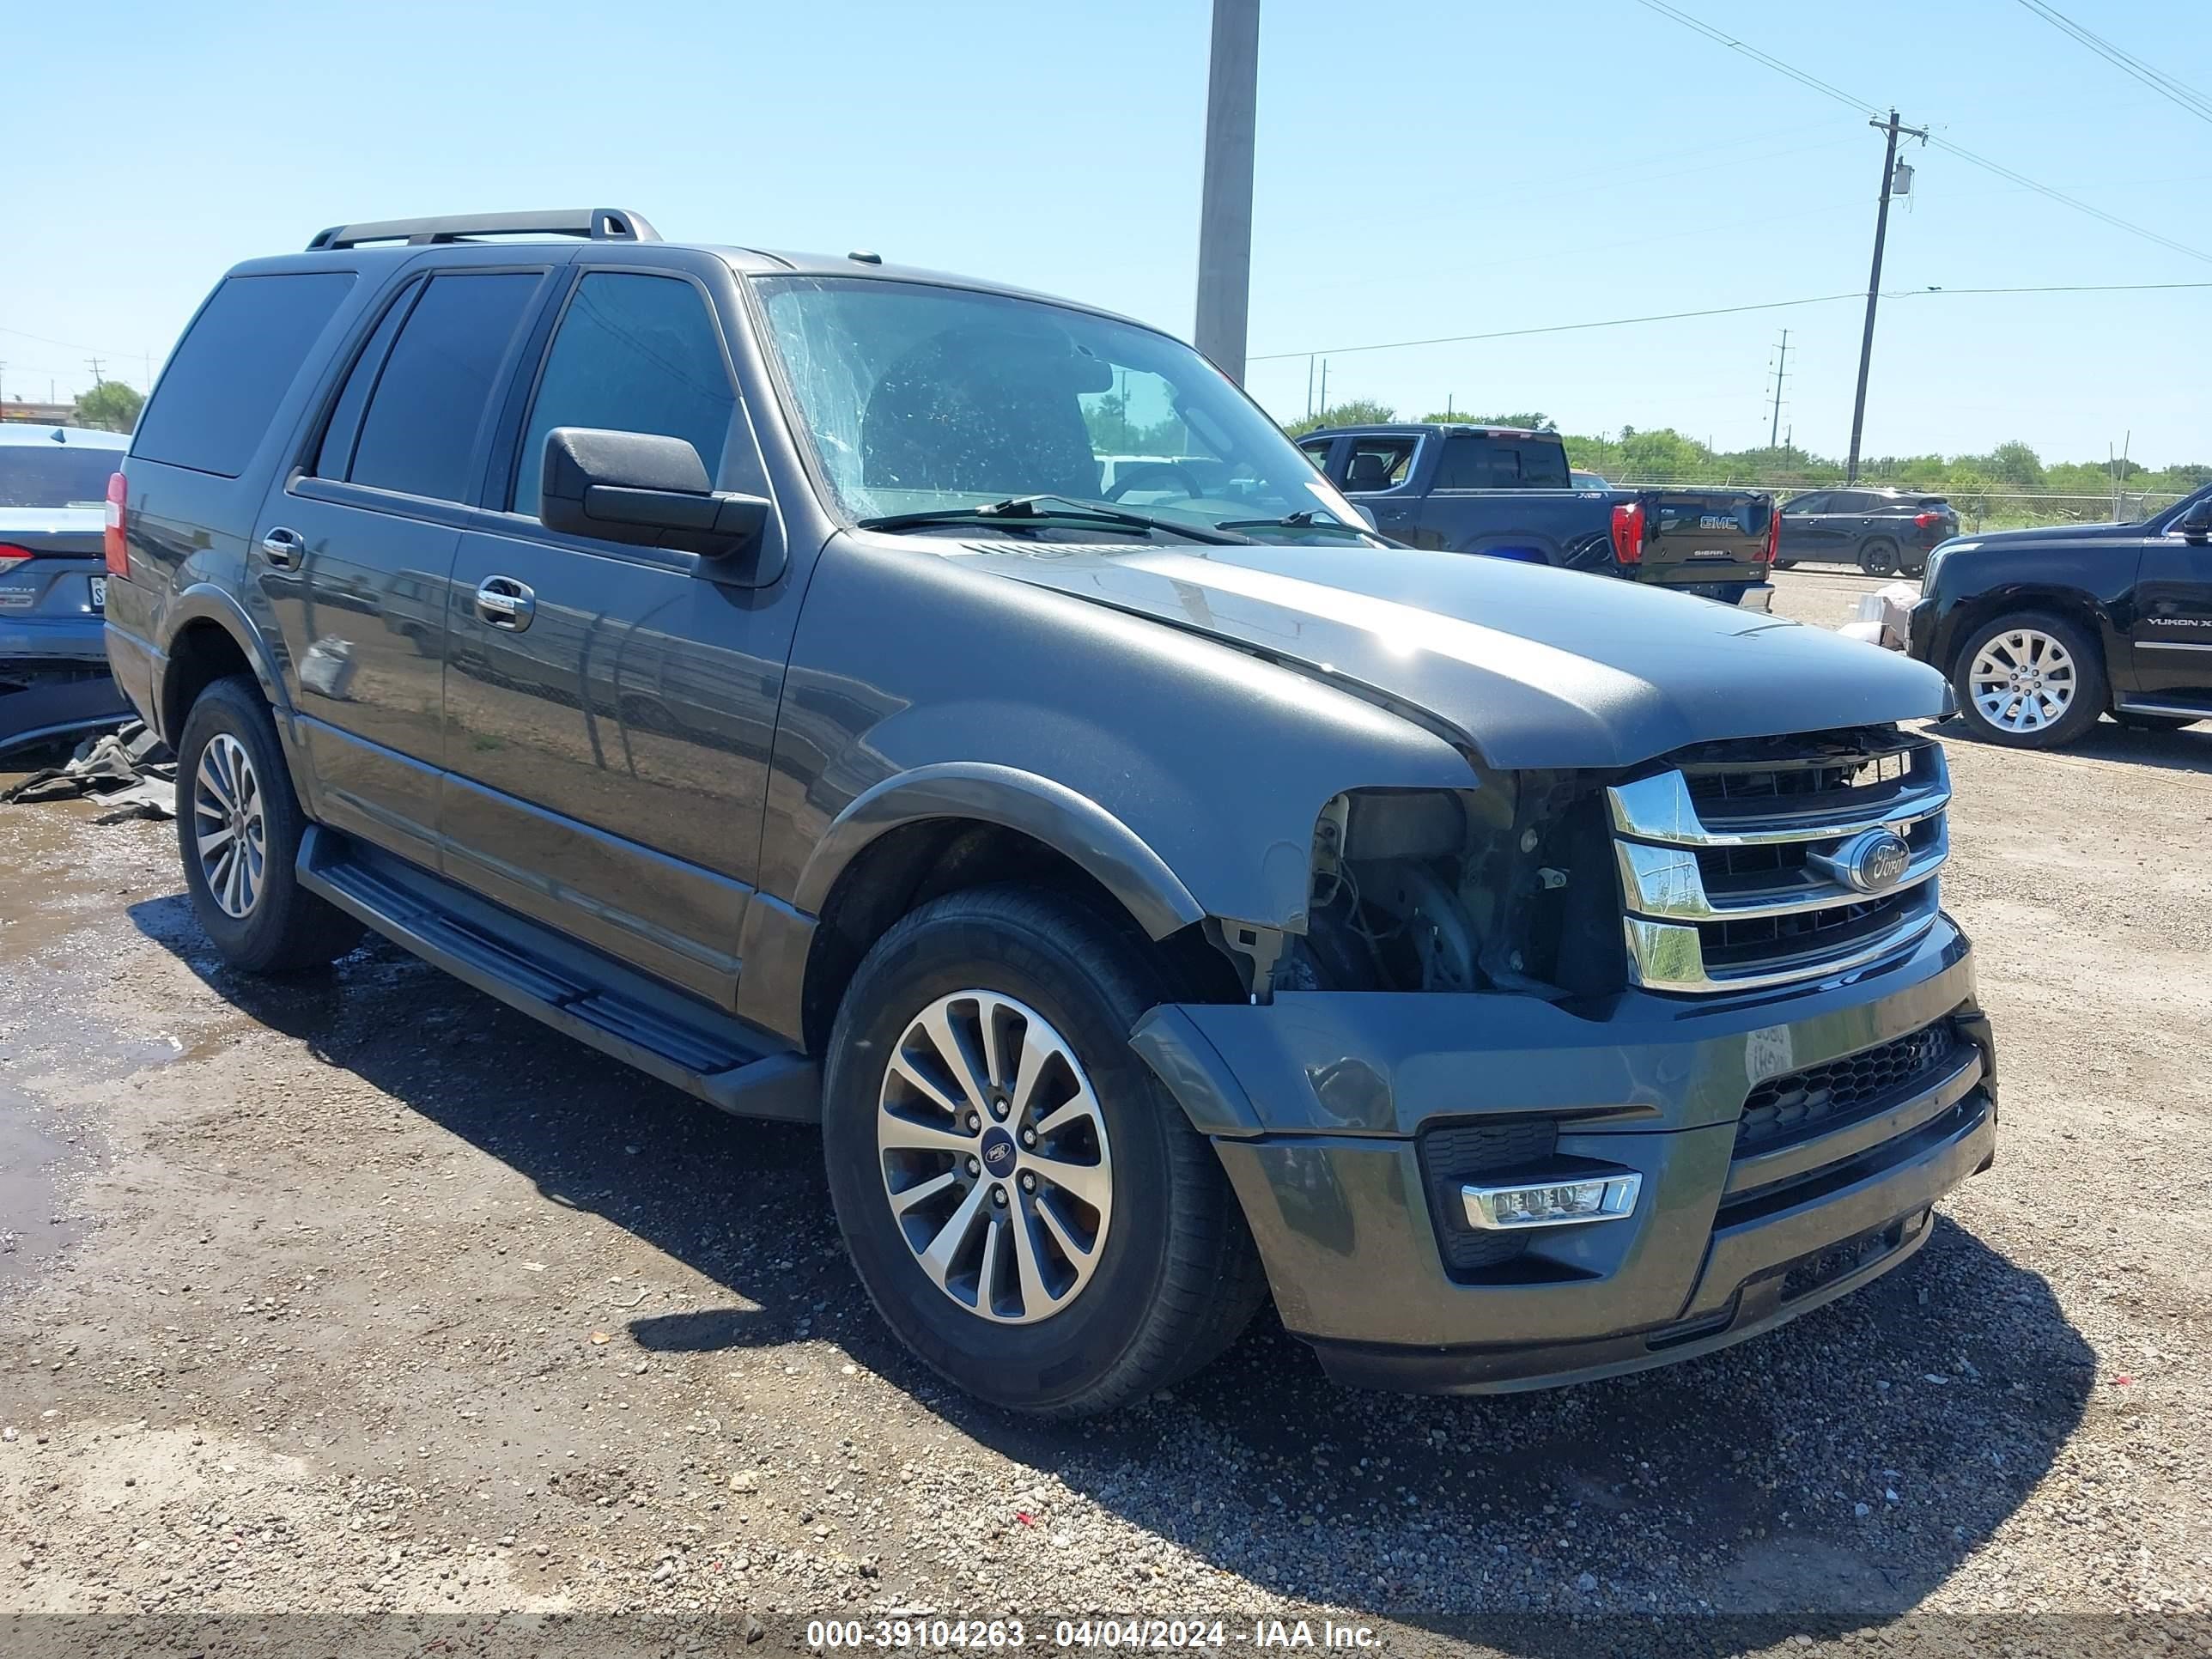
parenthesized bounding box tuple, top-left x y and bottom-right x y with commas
(106, 209, 1997, 1414)
(1908, 487, 2212, 748)
(1776, 487, 1959, 576)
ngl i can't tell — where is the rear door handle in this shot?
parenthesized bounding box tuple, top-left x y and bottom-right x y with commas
(475, 574, 535, 631)
(260, 527, 305, 568)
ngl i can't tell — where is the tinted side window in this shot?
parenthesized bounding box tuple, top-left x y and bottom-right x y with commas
(133, 273, 356, 477)
(350, 272, 540, 502)
(1437, 436, 1571, 489)
(1786, 492, 1827, 514)
(313, 280, 423, 480)
(511, 273, 739, 515)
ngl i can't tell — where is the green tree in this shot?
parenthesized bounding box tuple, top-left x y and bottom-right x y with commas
(1284, 398, 1398, 439)
(73, 380, 143, 434)
(1983, 441, 2046, 490)
(1419, 410, 1553, 430)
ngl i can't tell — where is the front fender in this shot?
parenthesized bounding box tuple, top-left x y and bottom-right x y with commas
(792, 762, 1205, 941)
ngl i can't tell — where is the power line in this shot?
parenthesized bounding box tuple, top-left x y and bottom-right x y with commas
(1250, 292, 1866, 363)
(1251, 279, 2212, 365)
(1629, 0, 2212, 266)
(2012, 0, 2212, 128)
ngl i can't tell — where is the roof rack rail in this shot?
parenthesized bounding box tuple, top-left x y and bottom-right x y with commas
(306, 208, 660, 251)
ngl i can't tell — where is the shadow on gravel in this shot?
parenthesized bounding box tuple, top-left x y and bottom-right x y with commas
(135, 895, 2094, 1652)
(1938, 714, 2212, 776)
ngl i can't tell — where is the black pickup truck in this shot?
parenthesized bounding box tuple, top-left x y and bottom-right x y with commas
(1299, 423, 1777, 608)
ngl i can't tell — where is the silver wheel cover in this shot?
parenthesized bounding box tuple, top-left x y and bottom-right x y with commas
(192, 732, 267, 919)
(1968, 628, 2078, 734)
(878, 990, 1113, 1326)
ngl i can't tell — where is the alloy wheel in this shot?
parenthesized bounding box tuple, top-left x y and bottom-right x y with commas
(1968, 627, 2077, 734)
(192, 732, 267, 919)
(877, 990, 1113, 1325)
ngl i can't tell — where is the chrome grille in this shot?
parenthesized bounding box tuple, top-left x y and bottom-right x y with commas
(1607, 728, 1950, 995)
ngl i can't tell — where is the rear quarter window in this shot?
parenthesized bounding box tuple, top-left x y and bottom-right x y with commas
(131, 272, 356, 478)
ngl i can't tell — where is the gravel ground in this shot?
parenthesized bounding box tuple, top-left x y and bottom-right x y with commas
(2, 567, 2208, 1656)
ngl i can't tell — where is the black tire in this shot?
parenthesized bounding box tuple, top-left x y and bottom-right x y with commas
(822, 885, 1267, 1416)
(2113, 710, 2201, 732)
(1948, 611, 2108, 750)
(174, 675, 362, 973)
(1858, 538, 1900, 578)
(1771, 557, 1798, 570)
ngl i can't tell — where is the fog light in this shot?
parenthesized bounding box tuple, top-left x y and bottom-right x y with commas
(1462, 1171, 1641, 1231)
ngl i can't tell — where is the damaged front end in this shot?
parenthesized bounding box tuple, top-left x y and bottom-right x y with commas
(1142, 726, 1996, 1394)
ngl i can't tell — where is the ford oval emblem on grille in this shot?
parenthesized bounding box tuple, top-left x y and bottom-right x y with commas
(1818, 828, 1913, 894)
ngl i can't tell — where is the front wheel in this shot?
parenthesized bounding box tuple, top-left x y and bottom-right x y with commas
(1949, 612, 2107, 749)
(822, 886, 1266, 1415)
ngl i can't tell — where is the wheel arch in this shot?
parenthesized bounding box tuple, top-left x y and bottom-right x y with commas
(156, 586, 290, 742)
(1941, 584, 2118, 682)
(780, 766, 1233, 1060)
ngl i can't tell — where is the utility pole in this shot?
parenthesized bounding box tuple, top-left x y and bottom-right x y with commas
(1767, 330, 1790, 451)
(1845, 110, 1927, 483)
(1304, 354, 1315, 420)
(1194, 0, 1261, 384)
(1316, 357, 1328, 416)
(86, 356, 106, 389)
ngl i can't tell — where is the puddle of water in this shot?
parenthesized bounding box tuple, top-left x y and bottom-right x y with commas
(0, 1081, 87, 1285)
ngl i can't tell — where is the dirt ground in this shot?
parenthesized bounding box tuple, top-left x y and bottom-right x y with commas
(3, 568, 2208, 1657)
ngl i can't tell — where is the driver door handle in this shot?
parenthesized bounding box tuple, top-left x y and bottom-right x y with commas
(475, 575, 535, 631)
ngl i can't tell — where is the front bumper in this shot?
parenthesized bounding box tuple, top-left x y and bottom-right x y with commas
(1133, 919, 1995, 1393)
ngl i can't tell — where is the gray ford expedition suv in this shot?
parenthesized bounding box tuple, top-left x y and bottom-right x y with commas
(105, 209, 1997, 1415)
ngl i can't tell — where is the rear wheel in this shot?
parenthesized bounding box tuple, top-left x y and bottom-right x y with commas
(1950, 611, 2106, 750)
(1858, 538, 1900, 577)
(175, 676, 362, 972)
(822, 885, 1266, 1415)
(1771, 557, 1798, 570)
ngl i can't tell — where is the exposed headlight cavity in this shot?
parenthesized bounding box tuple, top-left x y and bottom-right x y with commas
(1285, 779, 1625, 998)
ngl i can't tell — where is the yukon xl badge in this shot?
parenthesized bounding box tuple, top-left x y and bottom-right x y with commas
(1810, 828, 1914, 895)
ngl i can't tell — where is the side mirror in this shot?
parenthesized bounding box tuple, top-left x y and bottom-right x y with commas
(539, 427, 781, 584)
(1350, 503, 1377, 531)
(2181, 500, 2212, 544)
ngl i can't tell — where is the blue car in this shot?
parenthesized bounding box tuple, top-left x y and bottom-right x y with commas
(1, 422, 131, 751)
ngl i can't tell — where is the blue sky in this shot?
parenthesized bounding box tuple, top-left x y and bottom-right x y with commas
(3, 0, 2206, 466)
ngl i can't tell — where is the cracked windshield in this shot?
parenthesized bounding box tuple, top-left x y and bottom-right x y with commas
(757, 275, 1373, 544)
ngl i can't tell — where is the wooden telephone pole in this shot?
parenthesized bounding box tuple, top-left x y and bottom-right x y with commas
(1845, 110, 1928, 483)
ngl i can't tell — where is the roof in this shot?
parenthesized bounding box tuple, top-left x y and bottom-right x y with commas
(0, 423, 127, 449)
(1304, 422, 1557, 441)
(261, 208, 1155, 334)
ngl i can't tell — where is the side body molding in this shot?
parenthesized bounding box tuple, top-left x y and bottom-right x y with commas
(790, 762, 1206, 941)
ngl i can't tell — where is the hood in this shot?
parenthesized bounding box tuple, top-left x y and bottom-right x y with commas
(956, 541, 1948, 771)
(1944, 519, 2151, 550)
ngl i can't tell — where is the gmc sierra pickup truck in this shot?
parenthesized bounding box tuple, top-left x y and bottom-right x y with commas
(106, 208, 1993, 1416)
(1299, 422, 1778, 608)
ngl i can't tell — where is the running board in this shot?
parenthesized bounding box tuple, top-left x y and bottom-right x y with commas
(296, 826, 819, 1122)
(2114, 696, 2212, 720)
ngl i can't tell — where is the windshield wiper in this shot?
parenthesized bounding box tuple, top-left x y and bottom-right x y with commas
(855, 495, 1243, 545)
(1214, 510, 1375, 539)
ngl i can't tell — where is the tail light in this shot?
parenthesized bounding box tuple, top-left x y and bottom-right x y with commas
(0, 544, 32, 574)
(1914, 511, 1940, 532)
(1759, 504, 1780, 563)
(1610, 501, 1644, 564)
(104, 472, 130, 579)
